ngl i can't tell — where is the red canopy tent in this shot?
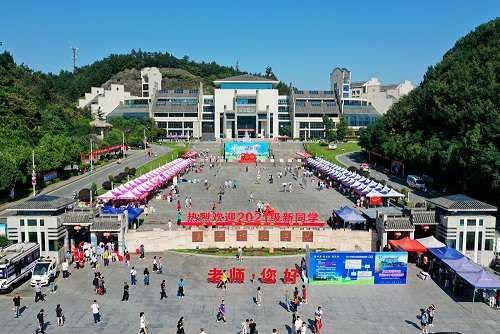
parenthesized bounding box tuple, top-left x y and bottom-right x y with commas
(388, 237, 427, 253)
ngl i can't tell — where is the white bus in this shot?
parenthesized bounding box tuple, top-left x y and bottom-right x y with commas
(0, 242, 40, 293)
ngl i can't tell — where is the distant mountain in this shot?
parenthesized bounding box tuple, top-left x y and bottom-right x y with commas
(47, 50, 290, 99)
(360, 18, 500, 204)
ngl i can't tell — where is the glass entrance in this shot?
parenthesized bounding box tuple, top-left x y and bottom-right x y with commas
(237, 116, 257, 138)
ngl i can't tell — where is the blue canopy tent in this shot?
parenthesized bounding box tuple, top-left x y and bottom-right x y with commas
(335, 206, 366, 228)
(102, 206, 144, 224)
(428, 246, 464, 261)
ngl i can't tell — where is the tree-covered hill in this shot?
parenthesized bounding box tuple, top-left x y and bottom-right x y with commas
(0, 52, 92, 194)
(47, 50, 290, 98)
(360, 18, 500, 204)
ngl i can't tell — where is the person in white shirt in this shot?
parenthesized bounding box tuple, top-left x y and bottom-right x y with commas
(241, 319, 249, 334)
(139, 312, 147, 333)
(294, 316, 302, 334)
(300, 322, 307, 334)
(61, 260, 69, 279)
(199, 329, 206, 334)
(91, 300, 100, 323)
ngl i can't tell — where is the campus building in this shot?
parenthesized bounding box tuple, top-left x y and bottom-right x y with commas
(4, 195, 128, 263)
(427, 194, 497, 266)
(79, 66, 414, 139)
(330, 67, 414, 117)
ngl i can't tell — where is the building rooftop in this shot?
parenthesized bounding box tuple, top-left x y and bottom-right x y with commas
(350, 81, 366, 88)
(384, 216, 414, 231)
(214, 74, 278, 83)
(427, 194, 497, 212)
(410, 210, 437, 225)
(6, 195, 74, 212)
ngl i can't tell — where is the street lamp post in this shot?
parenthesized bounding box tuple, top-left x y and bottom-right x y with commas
(90, 138, 93, 174)
(31, 150, 36, 196)
(143, 128, 147, 151)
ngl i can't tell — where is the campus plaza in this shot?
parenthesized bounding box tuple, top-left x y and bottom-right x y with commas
(1, 143, 500, 334)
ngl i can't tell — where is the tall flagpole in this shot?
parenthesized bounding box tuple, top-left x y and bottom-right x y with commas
(31, 150, 36, 196)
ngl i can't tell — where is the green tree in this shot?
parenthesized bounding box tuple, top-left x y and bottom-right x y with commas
(336, 116, 348, 142)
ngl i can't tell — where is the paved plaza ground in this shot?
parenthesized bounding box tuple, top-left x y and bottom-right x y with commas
(143, 159, 354, 229)
(2, 143, 499, 333)
(1, 251, 499, 334)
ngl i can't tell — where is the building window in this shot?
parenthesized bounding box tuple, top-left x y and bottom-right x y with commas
(183, 113, 198, 117)
(21, 232, 25, 242)
(459, 232, 464, 250)
(459, 219, 464, 226)
(40, 232, 45, 251)
(39, 219, 44, 227)
(478, 232, 482, 250)
(466, 219, 476, 226)
(183, 122, 193, 129)
(202, 114, 215, 120)
(485, 239, 494, 251)
(479, 219, 483, 226)
(299, 122, 308, 129)
(20, 219, 24, 226)
(28, 232, 37, 243)
(168, 122, 183, 128)
(445, 239, 456, 248)
(466, 232, 475, 251)
(27, 219, 37, 227)
(48, 240, 57, 251)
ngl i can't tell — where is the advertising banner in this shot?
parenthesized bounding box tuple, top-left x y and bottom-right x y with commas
(224, 141, 269, 160)
(43, 171, 58, 182)
(308, 251, 407, 285)
(0, 223, 6, 237)
(374, 252, 408, 284)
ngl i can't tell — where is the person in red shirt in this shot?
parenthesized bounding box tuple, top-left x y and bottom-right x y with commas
(301, 284, 307, 304)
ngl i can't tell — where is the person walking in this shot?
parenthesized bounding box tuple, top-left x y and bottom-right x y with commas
(62, 259, 69, 279)
(143, 267, 150, 286)
(36, 309, 45, 334)
(301, 284, 307, 305)
(249, 192, 254, 202)
(300, 322, 307, 334)
(13, 293, 21, 318)
(139, 312, 149, 334)
(34, 282, 45, 302)
(294, 316, 302, 334)
(177, 278, 185, 298)
(130, 267, 137, 285)
(153, 256, 158, 273)
(56, 304, 64, 326)
(125, 250, 131, 267)
(122, 282, 130, 301)
(216, 299, 226, 322)
(91, 300, 101, 323)
(177, 317, 186, 334)
(199, 328, 206, 334)
(160, 280, 167, 300)
(237, 246, 243, 262)
(314, 306, 323, 334)
(255, 286, 262, 306)
(140, 244, 145, 259)
(49, 271, 56, 294)
(249, 319, 257, 334)
(420, 309, 429, 334)
(427, 304, 436, 328)
(241, 319, 249, 334)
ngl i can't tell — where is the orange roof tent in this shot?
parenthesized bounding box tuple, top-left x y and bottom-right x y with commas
(388, 237, 427, 253)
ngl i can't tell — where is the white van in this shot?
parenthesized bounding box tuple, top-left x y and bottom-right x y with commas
(406, 175, 427, 191)
(30, 257, 57, 287)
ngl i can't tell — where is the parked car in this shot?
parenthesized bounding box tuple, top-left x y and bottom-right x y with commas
(328, 142, 337, 150)
(30, 257, 57, 287)
(406, 175, 427, 192)
(360, 163, 370, 172)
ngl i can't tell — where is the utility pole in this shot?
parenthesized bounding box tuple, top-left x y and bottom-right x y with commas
(70, 46, 78, 73)
(122, 131, 126, 157)
(31, 150, 36, 196)
(143, 128, 147, 151)
(90, 138, 93, 174)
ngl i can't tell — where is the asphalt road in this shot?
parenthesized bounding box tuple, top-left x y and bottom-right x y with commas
(337, 151, 429, 203)
(47, 144, 171, 198)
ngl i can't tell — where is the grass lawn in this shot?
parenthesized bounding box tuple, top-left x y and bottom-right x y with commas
(175, 247, 336, 257)
(135, 142, 188, 176)
(304, 142, 361, 167)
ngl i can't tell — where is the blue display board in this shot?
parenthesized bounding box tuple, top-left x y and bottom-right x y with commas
(308, 251, 407, 285)
(0, 223, 6, 237)
(224, 141, 269, 160)
(374, 252, 408, 284)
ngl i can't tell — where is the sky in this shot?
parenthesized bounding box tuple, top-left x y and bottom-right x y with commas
(1, 1, 499, 89)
